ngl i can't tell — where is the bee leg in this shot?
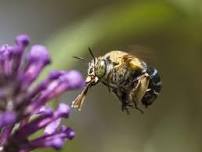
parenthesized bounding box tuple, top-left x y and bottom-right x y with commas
(133, 99, 144, 114)
(113, 88, 130, 114)
(128, 79, 143, 114)
(130, 74, 150, 114)
(107, 83, 111, 93)
(119, 92, 130, 113)
(122, 97, 133, 114)
(121, 103, 130, 115)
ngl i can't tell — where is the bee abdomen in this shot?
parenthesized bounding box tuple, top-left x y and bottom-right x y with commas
(148, 66, 161, 93)
(142, 66, 162, 107)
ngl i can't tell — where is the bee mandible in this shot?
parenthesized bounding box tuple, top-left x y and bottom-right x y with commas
(72, 48, 162, 113)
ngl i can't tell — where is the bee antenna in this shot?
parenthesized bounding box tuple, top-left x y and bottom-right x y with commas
(88, 47, 96, 63)
(73, 56, 87, 62)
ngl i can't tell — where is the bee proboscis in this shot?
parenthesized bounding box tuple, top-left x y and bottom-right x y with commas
(72, 48, 162, 113)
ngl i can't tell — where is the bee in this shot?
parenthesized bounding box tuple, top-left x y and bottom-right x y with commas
(72, 48, 162, 113)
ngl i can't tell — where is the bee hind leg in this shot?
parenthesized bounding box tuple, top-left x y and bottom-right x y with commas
(133, 100, 144, 114)
(129, 74, 150, 114)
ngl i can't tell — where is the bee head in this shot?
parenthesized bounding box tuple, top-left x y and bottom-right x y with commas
(86, 48, 106, 84)
(87, 57, 106, 79)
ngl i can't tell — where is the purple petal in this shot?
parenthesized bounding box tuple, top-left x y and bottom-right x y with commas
(55, 103, 70, 118)
(60, 70, 85, 89)
(0, 111, 16, 127)
(13, 112, 54, 139)
(15, 34, 30, 48)
(18, 45, 51, 89)
(28, 135, 64, 150)
(0, 35, 78, 151)
(38, 106, 53, 116)
(48, 71, 64, 80)
(63, 127, 75, 140)
(15, 104, 70, 139)
(44, 119, 61, 135)
(27, 127, 75, 150)
(25, 71, 84, 111)
(28, 45, 51, 65)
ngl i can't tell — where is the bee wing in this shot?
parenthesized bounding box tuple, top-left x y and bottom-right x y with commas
(126, 45, 156, 63)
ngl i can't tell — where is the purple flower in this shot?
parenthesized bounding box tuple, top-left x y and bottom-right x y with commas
(0, 35, 84, 151)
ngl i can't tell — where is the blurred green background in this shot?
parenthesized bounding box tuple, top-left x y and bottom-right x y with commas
(0, 0, 202, 152)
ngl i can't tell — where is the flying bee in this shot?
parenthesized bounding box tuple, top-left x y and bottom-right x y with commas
(72, 48, 162, 113)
